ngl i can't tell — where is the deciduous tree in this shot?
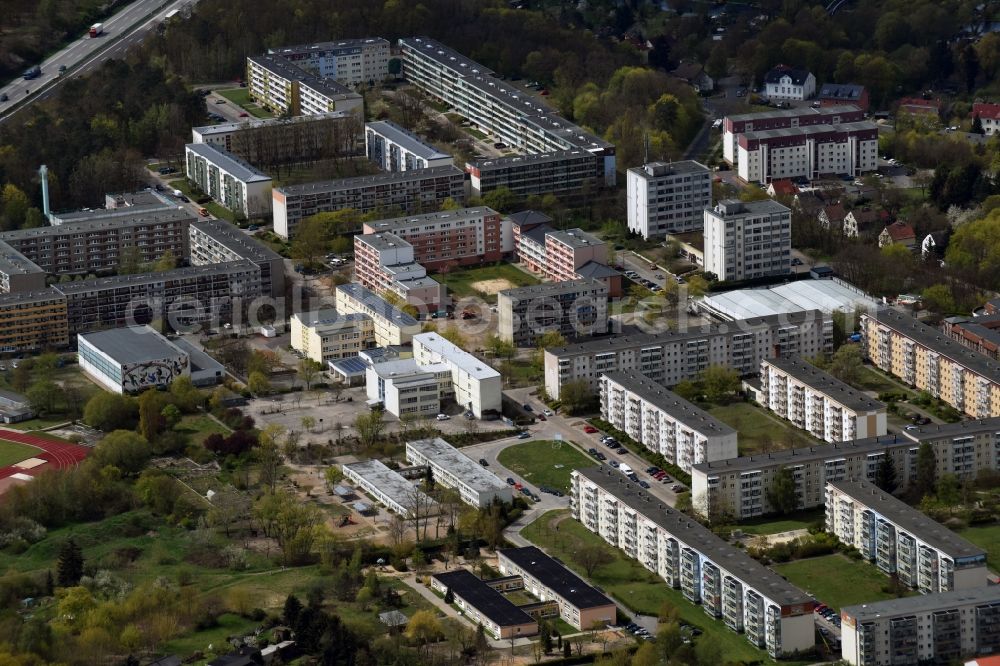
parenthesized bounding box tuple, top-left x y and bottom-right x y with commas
(766, 467, 798, 514)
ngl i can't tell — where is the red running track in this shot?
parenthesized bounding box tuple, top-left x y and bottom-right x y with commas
(0, 428, 89, 481)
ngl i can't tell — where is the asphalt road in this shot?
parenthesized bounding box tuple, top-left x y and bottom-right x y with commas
(0, 0, 200, 123)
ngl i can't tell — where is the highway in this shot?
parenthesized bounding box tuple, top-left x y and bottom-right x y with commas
(0, 0, 200, 123)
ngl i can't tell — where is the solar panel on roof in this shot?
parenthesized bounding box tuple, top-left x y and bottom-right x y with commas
(331, 356, 368, 375)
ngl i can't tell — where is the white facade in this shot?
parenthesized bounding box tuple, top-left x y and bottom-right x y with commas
(736, 122, 879, 185)
(412, 332, 501, 418)
(626, 161, 712, 239)
(759, 357, 887, 443)
(365, 358, 451, 418)
(825, 479, 988, 594)
(184, 143, 272, 218)
(290, 309, 374, 364)
(405, 438, 512, 508)
(341, 459, 437, 518)
(246, 54, 364, 118)
(600, 371, 737, 473)
(78, 326, 190, 394)
(764, 69, 816, 101)
(572, 467, 816, 658)
(269, 38, 390, 86)
(334, 283, 421, 346)
(704, 199, 791, 282)
(365, 121, 453, 172)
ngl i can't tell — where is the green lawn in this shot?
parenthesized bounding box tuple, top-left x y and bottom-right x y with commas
(521, 510, 777, 664)
(854, 365, 914, 396)
(723, 508, 824, 535)
(497, 440, 592, 492)
(706, 401, 818, 455)
(1, 417, 72, 431)
(0, 439, 41, 467)
(773, 554, 908, 611)
(436, 263, 540, 303)
(175, 414, 231, 446)
(160, 613, 260, 660)
(959, 524, 1000, 568)
(216, 87, 272, 118)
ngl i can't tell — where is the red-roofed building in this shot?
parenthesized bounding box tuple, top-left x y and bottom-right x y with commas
(878, 221, 916, 249)
(897, 97, 941, 117)
(766, 179, 799, 197)
(972, 102, 1000, 135)
(964, 656, 1000, 666)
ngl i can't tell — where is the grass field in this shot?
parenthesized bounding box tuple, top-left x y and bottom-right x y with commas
(706, 401, 818, 454)
(175, 414, 231, 446)
(496, 440, 592, 492)
(521, 510, 781, 664)
(435, 264, 540, 303)
(854, 365, 914, 396)
(0, 439, 40, 467)
(959, 524, 1000, 567)
(773, 554, 909, 611)
(723, 508, 824, 535)
(216, 87, 272, 118)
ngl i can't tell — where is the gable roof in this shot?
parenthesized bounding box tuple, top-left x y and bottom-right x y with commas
(821, 203, 846, 222)
(972, 102, 1000, 121)
(768, 179, 798, 196)
(764, 64, 812, 86)
(818, 83, 865, 101)
(847, 207, 881, 225)
(672, 62, 707, 81)
(883, 221, 916, 241)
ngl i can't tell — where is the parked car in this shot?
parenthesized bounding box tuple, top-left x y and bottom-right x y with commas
(436, 413, 450, 421)
(610, 460, 620, 468)
(583, 425, 598, 433)
(478, 458, 489, 467)
(595, 452, 606, 461)
(672, 484, 685, 492)
(537, 414, 546, 421)
(517, 431, 531, 439)
(522, 403, 533, 412)
(543, 409, 553, 416)
(588, 448, 599, 455)
(506, 478, 515, 485)
(639, 481, 651, 489)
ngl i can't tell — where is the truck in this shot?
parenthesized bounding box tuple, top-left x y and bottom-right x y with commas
(619, 463, 633, 476)
(22, 65, 40, 80)
(89, 23, 103, 38)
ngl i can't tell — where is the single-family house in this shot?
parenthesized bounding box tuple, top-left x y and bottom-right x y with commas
(767, 179, 799, 198)
(971, 102, 1000, 135)
(671, 62, 714, 93)
(878, 221, 916, 249)
(843, 207, 883, 238)
(921, 231, 948, 259)
(818, 202, 846, 230)
(764, 65, 816, 100)
(818, 83, 869, 112)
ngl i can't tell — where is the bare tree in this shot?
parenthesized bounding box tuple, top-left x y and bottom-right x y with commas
(577, 541, 614, 577)
(406, 487, 437, 542)
(387, 514, 409, 547)
(355, 411, 386, 449)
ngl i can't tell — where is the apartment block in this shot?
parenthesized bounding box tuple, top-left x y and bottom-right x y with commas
(0, 290, 69, 353)
(736, 121, 879, 184)
(497, 546, 616, 630)
(365, 357, 452, 418)
(759, 357, 887, 443)
(0, 241, 46, 293)
(365, 120, 453, 172)
(544, 309, 832, 400)
(56, 261, 261, 335)
(334, 283, 421, 346)
(626, 161, 713, 239)
(50, 189, 177, 226)
(290, 308, 374, 364)
(412, 332, 501, 418)
(405, 438, 512, 508)
(430, 570, 537, 640)
(722, 105, 865, 166)
(268, 38, 390, 86)
(691, 418, 1000, 520)
(571, 467, 815, 657)
(341, 459, 437, 518)
(466, 149, 613, 198)
(191, 111, 361, 165)
(600, 371, 738, 473)
(497, 280, 608, 347)
(841, 586, 1000, 666)
(826, 479, 988, 594)
(352, 232, 444, 310)
(246, 54, 364, 117)
(0, 208, 192, 276)
(188, 218, 285, 298)
(704, 199, 791, 282)
(272, 165, 466, 238)
(860, 309, 1000, 419)
(362, 206, 510, 271)
(399, 37, 616, 174)
(184, 143, 273, 218)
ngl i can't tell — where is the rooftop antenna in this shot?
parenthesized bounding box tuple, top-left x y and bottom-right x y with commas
(38, 164, 51, 222)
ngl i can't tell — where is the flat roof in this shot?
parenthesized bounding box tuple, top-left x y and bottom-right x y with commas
(406, 438, 508, 492)
(698, 279, 879, 320)
(248, 53, 355, 96)
(867, 308, 1000, 383)
(628, 160, 710, 179)
(467, 149, 598, 169)
(828, 479, 985, 560)
(548, 310, 826, 358)
(709, 198, 790, 217)
(763, 356, 885, 412)
(341, 459, 438, 510)
(277, 164, 464, 196)
(0, 240, 44, 276)
(191, 219, 282, 261)
(546, 228, 603, 249)
(1, 207, 192, 242)
(366, 120, 452, 161)
(336, 283, 419, 327)
(0, 289, 66, 306)
(78, 325, 186, 364)
(364, 206, 498, 233)
(193, 110, 354, 138)
(431, 569, 536, 627)
(499, 546, 615, 610)
(356, 231, 411, 252)
(53, 260, 257, 294)
(499, 278, 604, 299)
(292, 308, 368, 329)
(51, 189, 177, 224)
(271, 37, 389, 55)
(603, 371, 735, 436)
(576, 466, 813, 607)
(725, 104, 862, 124)
(185, 143, 271, 183)
(173, 338, 225, 374)
(740, 120, 878, 142)
(843, 585, 1000, 622)
(413, 333, 500, 380)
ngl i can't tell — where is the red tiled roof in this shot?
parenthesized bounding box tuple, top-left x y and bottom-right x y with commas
(973, 102, 1000, 121)
(884, 221, 915, 241)
(822, 203, 846, 222)
(769, 179, 798, 196)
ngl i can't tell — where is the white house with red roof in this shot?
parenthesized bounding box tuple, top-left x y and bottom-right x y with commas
(878, 221, 916, 250)
(972, 102, 1000, 135)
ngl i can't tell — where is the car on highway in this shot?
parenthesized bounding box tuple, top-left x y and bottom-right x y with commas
(583, 425, 598, 433)
(0, 94, 7, 102)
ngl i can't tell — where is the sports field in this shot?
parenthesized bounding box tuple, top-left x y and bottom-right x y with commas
(0, 439, 42, 467)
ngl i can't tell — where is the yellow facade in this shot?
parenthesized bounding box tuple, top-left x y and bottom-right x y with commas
(0, 292, 69, 353)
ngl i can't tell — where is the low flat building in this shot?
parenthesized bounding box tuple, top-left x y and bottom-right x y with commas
(759, 357, 887, 443)
(691, 418, 1000, 520)
(188, 218, 286, 298)
(600, 371, 738, 473)
(0, 389, 33, 424)
(497, 546, 616, 630)
(572, 467, 815, 658)
(365, 120, 453, 172)
(695, 278, 879, 321)
(497, 280, 608, 347)
(943, 313, 1000, 361)
(334, 283, 421, 346)
(840, 587, 1000, 666)
(191, 111, 361, 165)
(466, 149, 613, 198)
(430, 569, 537, 640)
(412, 333, 501, 418)
(172, 338, 225, 387)
(78, 325, 190, 394)
(341, 459, 437, 518)
(184, 143, 272, 218)
(0, 290, 69, 353)
(272, 165, 467, 239)
(626, 161, 712, 239)
(405, 438, 512, 508)
(290, 308, 374, 364)
(826, 479, 988, 593)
